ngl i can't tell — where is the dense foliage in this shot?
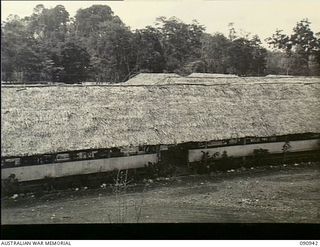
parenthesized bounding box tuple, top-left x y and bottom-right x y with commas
(266, 19, 320, 75)
(2, 5, 319, 83)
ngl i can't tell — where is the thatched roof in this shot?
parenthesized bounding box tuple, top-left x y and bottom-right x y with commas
(188, 73, 238, 78)
(266, 74, 295, 78)
(123, 75, 319, 86)
(1, 78, 320, 157)
(124, 73, 181, 85)
(82, 82, 111, 85)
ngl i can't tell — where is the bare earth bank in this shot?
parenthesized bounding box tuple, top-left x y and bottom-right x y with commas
(1, 164, 320, 224)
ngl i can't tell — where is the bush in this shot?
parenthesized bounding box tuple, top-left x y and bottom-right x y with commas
(143, 161, 176, 178)
(252, 148, 271, 166)
(2, 174, 19, 195)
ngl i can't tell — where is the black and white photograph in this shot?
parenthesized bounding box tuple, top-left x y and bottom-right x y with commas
(1, 0, 320, 233)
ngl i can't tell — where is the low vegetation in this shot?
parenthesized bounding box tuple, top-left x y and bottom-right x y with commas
(107, 169, 145, 223)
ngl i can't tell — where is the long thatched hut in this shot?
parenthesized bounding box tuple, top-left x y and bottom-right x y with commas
(1, 76, 320, 181)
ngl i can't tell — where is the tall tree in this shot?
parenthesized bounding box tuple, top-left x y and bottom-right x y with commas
(155, 17, 205, 73)
(74, 5, 135, 82)
(200, 33, 231, 73)
(267, 19, 320, 75)
(59, 41, 90, 83)
(133, 26, 166, 73)
(249, 35, 267, 75)
(74, 5, 117, 37)
(227, 38, 253, 75)
(27, 4, 69, 43)
(1, 15, 44, 81)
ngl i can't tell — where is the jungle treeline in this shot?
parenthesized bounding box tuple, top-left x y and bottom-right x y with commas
(2, 4, 320, 83)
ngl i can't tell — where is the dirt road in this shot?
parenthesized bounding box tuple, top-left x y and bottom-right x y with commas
(2, 164, 320, 223)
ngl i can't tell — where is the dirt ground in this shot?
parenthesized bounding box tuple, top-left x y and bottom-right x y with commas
(1, 163, 320, 224)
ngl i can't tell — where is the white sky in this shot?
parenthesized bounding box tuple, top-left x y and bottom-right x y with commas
(2, 0, 320, 46)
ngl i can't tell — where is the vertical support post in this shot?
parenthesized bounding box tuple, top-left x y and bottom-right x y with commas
(157, 145, 161, 163)
(204, 141, 208, 170)
(242, 138, 247, 166)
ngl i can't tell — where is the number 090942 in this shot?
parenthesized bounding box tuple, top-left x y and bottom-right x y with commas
(300, 241, 318, 245)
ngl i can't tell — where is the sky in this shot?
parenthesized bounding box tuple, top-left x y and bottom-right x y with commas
(2, 0, 320, 46)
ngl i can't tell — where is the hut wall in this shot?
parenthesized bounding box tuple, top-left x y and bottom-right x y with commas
(1, 154, 158, 182)
(188, 139, 320, 162)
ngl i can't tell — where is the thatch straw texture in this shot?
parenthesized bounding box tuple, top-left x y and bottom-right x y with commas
(1, 79, 320, 157)
(124, 73, 181, 85)
(266, 75, 295, 78)
(123, 76, 319, 86)
(188, 73, 238, 78)
(82, 82, 111, 85)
